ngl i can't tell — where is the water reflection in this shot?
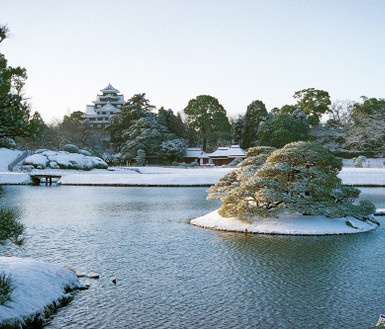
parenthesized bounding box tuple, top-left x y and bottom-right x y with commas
(0, 186, 384, 328)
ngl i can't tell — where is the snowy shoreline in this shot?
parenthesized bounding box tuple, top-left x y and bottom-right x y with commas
(1, 167, 385, 187)
(0, 257, 82, 328)
(191, 210, 379, 236)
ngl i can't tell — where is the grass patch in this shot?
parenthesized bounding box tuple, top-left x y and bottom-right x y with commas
(0, 272, 14, 305)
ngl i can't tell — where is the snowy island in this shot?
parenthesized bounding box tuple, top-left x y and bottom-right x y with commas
(191, 210, 378, 235)
(191, 143, 380, 236)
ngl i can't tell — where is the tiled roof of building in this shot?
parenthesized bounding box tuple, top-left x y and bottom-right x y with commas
(209, 145, 246, 158)
(185, 148, 209, 158)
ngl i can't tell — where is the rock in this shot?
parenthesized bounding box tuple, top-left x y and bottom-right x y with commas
(346, 220, 358, 229)
(112, 278, 117, 285)
(77, 284, 90, 290)
(21, 165, 34, 172)
(63, 144, 80, 153)
(23, 153, 48, 169)
(48, 161, 60, 169)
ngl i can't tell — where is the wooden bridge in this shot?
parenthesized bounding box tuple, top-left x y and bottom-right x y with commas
(29, 174, 62, 186)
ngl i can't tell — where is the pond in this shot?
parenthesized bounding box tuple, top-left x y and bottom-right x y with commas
(1, 186, 385, 329)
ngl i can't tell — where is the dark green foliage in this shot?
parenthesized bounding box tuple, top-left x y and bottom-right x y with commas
(121, 116, 172, 159)
(0, 208, 25, 246)
(257, 114, 309, 148)
(241, 100, 268, 149)
(209, 142, 375, 221)
(207, 146, 276, 218)
(157, 107, 187, 139)
(351, 96, 385, 122)
(63, 144, 80, 153)
(279, 104, 297, 115)
(293, 88, 331, 126)
(0, 25, 40, 140)
(0, 272, 14, 305)
(230, 115, 244, 146)
(108, 93, 155, 150)
(135, 149, 146, 166)
(184, 95, 231, 151)
(159, 139, 187, 161)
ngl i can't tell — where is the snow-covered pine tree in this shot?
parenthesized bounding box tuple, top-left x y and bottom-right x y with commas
(135, 149, 146, 166)
(207, 146, 276, 217)
(232, 142, 375, 220)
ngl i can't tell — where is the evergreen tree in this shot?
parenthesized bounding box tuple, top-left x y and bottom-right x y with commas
(293, 88, 331, 126)
(108, 93, 155, 150)
(159, 139, 187, 161)
(0, 25, 40, 140)
(257, 114, 309, 148)
(157, 107, 187, 139)
(207, 146, 276, 218)
(241, 100, 268, 149)
(120, 116, 173, 159)
(209, 142, 375, 221)
(184, 95, 231, 151)
(230, 115, 244, 146)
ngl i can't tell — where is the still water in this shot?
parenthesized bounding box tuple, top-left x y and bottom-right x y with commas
(1, 186, 385, 329)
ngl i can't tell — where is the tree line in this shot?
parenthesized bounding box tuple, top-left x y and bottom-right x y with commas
(1, 24, 385, 161)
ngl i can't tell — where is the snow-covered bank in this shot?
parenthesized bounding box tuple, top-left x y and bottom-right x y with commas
(0, 257, 81, 328)
(58, 167, 233, 186)
(1, 163, 385, 187)
(191, 210, 379, 235)
(0, 173, 31, 185)
(338, 168, 385, 186)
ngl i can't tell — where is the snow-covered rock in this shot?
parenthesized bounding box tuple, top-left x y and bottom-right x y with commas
(0, 148, 23, 171)
(191, 210, 379, 235)
(23, 151, 108, 171)
(0, 257, 82, 328)
(23, 154, 48, 169)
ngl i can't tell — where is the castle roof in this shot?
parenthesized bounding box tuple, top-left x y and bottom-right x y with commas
(100, 83, 120, 94)
(98, 102, 120, 112)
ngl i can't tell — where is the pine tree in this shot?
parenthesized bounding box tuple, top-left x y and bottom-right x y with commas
(0, 25, 39, 141)
(207, 146, 276, 218)
(209, 142, 375, 221)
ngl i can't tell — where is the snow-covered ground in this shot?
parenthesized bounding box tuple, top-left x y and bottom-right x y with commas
(2, 147, 385, 186)
(0, 257, 81, 328)
(58, 167, 233, 186)
(0, 148, 23, 171)
(191, 210, 379, 235)
(342, 158, 385, 168)
(338, 168, 385, 186)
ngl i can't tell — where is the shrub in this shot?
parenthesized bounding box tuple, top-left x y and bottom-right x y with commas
(0, 137, 16, 149)
(135, 149, 146, 166)
(78, 149, 92, 156)
(0, 273, 14, 305)
(226, 157, 243, 167)
(353, 155, 367, 168)
(62, 144, 80, 153)
(190, 161, 199, 167)
(0, 208, 25, 246)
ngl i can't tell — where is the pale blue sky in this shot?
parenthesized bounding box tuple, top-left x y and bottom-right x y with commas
(1, 0, 384, 122)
